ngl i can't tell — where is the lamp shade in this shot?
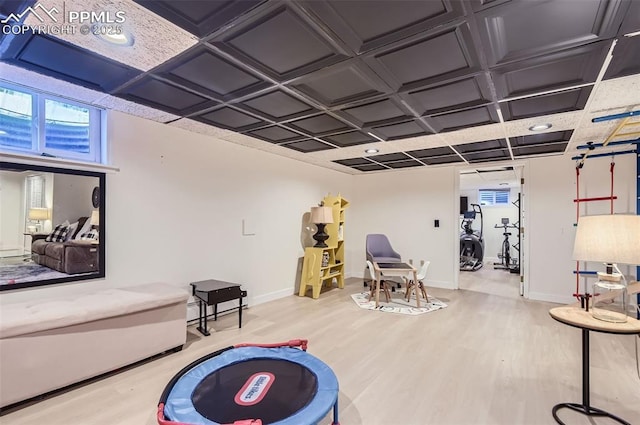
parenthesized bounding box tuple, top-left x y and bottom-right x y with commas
(573, 214, 640, 265)
(310, 206, 334, 224)
(90, 210, 100, 226)
(28, 208, 51, 221)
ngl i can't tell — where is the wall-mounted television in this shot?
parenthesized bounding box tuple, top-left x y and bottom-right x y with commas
(0, 161, 105, 291)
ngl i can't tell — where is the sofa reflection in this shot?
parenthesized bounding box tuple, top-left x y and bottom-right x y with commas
(31, 216, 99, 275)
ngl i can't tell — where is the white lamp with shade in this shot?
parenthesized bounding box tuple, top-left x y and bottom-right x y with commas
(572, 214, 640, 323)
(28, 208, 51, 233)
(310, 205, 334, 248)
(90, 210, 100, 228)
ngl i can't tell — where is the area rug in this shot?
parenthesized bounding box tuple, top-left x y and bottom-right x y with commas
(0, 263, 68, 285)
(350, 291, 448, 315)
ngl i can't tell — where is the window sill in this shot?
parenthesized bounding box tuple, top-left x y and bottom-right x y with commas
(0, 152, 119, 173)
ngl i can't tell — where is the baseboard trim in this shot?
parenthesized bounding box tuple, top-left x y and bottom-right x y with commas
(528, 292, 574, 305)
(252, 287, 294, 306)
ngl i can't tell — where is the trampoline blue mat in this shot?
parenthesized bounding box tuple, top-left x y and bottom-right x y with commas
(164, 346, 339, 425)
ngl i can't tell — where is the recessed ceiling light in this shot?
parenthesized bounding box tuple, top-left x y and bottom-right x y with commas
(95, 30, 135, 47)
(365, 148, 379, 154)
(528, 123, 552, 131)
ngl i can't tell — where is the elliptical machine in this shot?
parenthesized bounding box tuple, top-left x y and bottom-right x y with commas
(460, 204, 484, 271)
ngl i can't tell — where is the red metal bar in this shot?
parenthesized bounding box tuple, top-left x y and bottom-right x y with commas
(573, 196, 618, 203)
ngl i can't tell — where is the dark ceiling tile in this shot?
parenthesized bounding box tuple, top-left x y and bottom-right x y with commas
(617, 0, 640, 36)
(476, 0, 626, 67)
(500, 87, 592, 121)
(2, 34, 140, 92)
(236, 89, 317, 122)
(422, 154, 464, 165)
(513, 143, 568, 157)
(406, 146, 456, 158)
(368, 152, 411, 163)
(401, 74, 493, 115)
(281, 139, 335, 153)
(352, 164, 388, 172)
(454, 139, 507, 153)
(115, 77, 216, 115)
(604, 36, 640, 80)
(333, 158, 374, 166)
(301, 0, 464, 53)
(157, 46, 269, 101)
(337, 97, 412, 127)
(287, 60, 390, 108)
(211, 4, 348, 81)
(462, 149, 510, 162)
(322, 131, 377, 147)
(510, 130, 574, 147)
(430, 105, 500, 132)
(192, 106, 266, 131)
(245, 125, 306, 144)
(286, 114, 353, 136)
(366, 22, 480, 91)
(386, 159, 424, 169)
(134, 0, 265, 37)
(491, 42, 609, 99)
(469, 0, 511, 13)
(370, 119, 432, 141)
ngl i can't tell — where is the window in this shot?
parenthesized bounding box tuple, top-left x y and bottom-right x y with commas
(26, 175, 45, 209)
(479, 189, 510, 206)
(0, 84, 102, 163)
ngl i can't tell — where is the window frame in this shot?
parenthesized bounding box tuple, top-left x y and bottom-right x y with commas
(0, 82, 103, 163)
(478, 188, 510, 206)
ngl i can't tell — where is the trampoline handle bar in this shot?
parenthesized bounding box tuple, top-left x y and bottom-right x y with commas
(234, 339, 308, 351)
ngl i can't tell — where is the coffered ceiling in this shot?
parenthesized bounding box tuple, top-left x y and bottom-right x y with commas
(1, 0, 639, 174)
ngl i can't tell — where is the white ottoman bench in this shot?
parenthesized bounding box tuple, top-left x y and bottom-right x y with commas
(0, 282, 189, 408)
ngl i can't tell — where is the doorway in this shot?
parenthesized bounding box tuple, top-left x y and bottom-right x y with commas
(456, 165, 526, 299)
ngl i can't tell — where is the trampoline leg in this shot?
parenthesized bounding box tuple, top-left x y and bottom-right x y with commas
(332, 399, 340, 425)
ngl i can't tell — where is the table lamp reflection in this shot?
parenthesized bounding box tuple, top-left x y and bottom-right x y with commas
(572, 214, 640, 323)
(90, 210, 100, 228)
(310, 205, 334, 248)
(28, 208, 51, 233)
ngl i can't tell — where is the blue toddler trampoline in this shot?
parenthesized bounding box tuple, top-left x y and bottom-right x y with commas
(157, 339, 340, 425)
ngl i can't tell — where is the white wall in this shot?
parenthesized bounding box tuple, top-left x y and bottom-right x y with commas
(349, 166, 457, 289)
(348, 153, 636, 305)
(527, 154, 637, 303)
(0, 111, 352, 314)
(1, 111, 636, 309)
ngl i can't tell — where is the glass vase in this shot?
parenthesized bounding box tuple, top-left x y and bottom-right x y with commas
(591, 279, 627, 323)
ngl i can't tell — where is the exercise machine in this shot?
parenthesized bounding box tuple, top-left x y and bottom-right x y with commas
(494, 218, 519, 272)
(460, 204, 484, 271)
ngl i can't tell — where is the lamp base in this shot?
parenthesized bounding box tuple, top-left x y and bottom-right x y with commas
(312, 223, 329, 248)
(591, 279, 627, 323)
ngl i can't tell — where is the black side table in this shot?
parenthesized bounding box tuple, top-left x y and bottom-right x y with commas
(191, 279, 247, 336)
(549, 306, 640, 425)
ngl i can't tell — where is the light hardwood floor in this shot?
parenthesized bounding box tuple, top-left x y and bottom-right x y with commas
(2, 277, 639, 425)
(458, 265, 521, 299)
